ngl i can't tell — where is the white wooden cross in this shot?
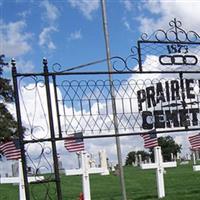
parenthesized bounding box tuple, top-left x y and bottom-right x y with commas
(140, 146, 177, 198)
(0, 159, 44, 200)
(65, 151, 109, 200)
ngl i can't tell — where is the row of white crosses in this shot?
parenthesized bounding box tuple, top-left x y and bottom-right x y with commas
(66, 147, 177, 199)
(65, 150, 109, 200)
(141, 146, 177, 199)
(0, 159, 44, 200)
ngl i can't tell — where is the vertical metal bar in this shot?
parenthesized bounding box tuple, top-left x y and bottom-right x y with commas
(179, 72, 188, 129)
(43, 59, 62, 200)
(52, 75, 62, 138)
(137, 41, 143, 72)
(101, 1, 127, 200)
(11, 59, 30, 200)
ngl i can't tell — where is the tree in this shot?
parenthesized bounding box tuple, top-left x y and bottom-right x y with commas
(125, 136, 182, 165)
(0, 55, 18, 139)
(157, 136, 182, 161)
(125, 150, 150, 166)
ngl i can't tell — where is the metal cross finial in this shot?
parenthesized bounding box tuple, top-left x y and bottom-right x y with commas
(43, 58, 48, 67)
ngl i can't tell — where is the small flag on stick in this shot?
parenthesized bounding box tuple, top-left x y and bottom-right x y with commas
(0, 139, 21, 160)
(141, 131, 158, 148)
(64, 132, 84, 152)
(189, 133, 200, 150)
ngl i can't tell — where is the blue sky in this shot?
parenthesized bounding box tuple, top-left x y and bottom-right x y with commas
(2, 0, 200, 169)
(1, 0, 200, 73)
(0, 0, 164, 72)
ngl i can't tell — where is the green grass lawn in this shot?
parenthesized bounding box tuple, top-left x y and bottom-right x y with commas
(1, 163, 200, 199)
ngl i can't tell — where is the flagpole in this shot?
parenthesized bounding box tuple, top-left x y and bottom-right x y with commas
(100, 1, 127, 200)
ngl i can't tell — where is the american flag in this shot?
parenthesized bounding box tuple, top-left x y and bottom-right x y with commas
(141, 131, 158, 148)
(188, 133, 200, 150)
(64, 132, 84, 152)
(0, 139, 21, 160)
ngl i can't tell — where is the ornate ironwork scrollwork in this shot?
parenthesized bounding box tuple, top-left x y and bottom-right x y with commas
(52, 62, 62, 72)
(159, 54, 198, 65)
(112, 46, 139, 72)
(51, 47, 139, 73)
(140, 18, 200, 42)
(26, 142, 55, 199)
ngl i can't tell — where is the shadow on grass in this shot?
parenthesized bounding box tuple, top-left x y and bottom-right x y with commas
(133, 194, 158, 200)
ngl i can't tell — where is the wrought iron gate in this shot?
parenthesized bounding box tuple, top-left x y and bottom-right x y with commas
(12, 19, 200, 199)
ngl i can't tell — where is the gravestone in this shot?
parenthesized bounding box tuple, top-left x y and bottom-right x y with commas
(195, 150, 200, 160)
(147, 156, 151, 163)
(176, 152, 180, 160)
(12, 161, 19, 177)
(171, 153, 174, 161)
(99, 150, 109, 175)
(192, 151, 196, 165)
(138, 154, 142, 165)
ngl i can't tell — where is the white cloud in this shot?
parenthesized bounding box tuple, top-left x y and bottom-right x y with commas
(39, 26, 57, 50)
(121, 0, 133, 11)
(138, 0, 200, 35)
(40, 0, 59, 23)
(122, 17, 133, 32)
(18, 10, 31, 19)
(39, 1, 59, 52)
(68, 0, 100, 20)
(0, 20, 32, 57)
(16, 59, 35, 72)
(68, 29, 82, 41)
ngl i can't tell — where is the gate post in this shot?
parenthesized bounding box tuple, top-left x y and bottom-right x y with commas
(12, 59, 30, 200)
(43, 58, 62, 200)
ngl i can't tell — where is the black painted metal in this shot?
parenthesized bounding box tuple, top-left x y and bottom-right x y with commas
(53, 75, 62, 138)
(43, 59, 62, 200)
(140, 18, 200, 42)
(11, 19, 200, 199)
(11, 60, 30, 200)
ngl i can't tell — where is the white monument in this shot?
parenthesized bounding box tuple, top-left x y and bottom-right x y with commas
(192, 151, 196, 165)
(134, 154, 138, 166)
(195, 150, 200, 160)
(12, 161, 19, 177)
(0, 159, 44, 200)
(171, 153, 174, 161)
(65, 151, 109, 200)
(141, 146, 177, 198)
(192, 150, 200, 171)
(176, 152, 180, 160)
(138, 154, 142, 165)
(99, 150, 109, 175)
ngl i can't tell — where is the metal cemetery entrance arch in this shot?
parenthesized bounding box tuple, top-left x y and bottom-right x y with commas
(12, 19, 200, 199)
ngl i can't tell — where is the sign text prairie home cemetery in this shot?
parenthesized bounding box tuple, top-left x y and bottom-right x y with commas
(137, 78, 200, 130)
